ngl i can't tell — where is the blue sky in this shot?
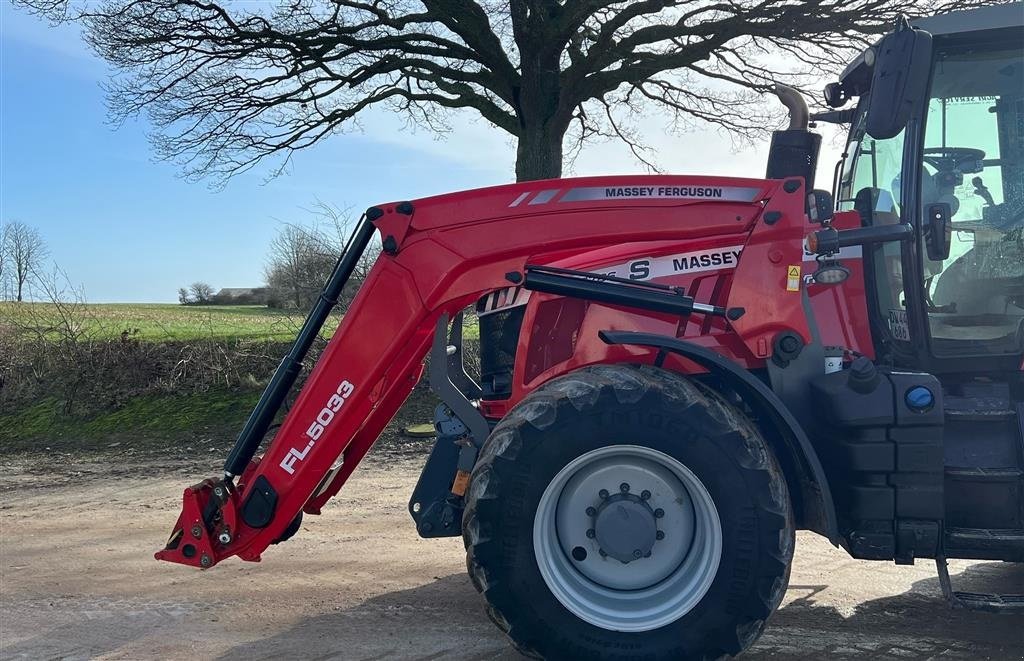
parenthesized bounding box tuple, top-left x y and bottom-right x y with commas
(0, 4, 841, 303)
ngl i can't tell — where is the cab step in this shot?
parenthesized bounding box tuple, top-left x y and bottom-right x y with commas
(944, 526, 1024, 561)
(944, 466, 1023, 480)
(935, 557, 1024, 613)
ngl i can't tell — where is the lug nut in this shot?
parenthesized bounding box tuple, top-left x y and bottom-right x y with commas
(656, 530, 665, 540)
(641, 489, 651, 500)
(586, 529, 596, 539)
(199, 554, 212, 568)
(620, 482, 630, 493)
(598, 489, 609, 499)
(654, 508, 665, 518)
(191, 524, 203, 539)
(213, 486, 224, 498)
(632, 549, 642, 559)
(218, 531, 232, 545)
(586, 506, 597, 517)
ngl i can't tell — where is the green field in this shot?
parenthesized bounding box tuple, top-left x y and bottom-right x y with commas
(0, 301, 480, 342)
(0, 302, 338, 342)
(0, 300, 469, 449)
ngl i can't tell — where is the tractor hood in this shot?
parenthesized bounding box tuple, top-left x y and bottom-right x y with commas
(401, 175, 777, 233)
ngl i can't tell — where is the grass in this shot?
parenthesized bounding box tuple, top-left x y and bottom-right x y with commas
(0, 386, 439, 454)
(0, 300, 471, 450)
(0, 302, 340, 342)
(0, 390, 262, 452)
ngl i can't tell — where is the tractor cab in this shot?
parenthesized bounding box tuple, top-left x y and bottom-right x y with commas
(830, 4, 1024, 372)
(815, 5, 1023, 603)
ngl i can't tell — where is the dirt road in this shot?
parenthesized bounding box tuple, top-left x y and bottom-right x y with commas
(1, 450, 1021, 660)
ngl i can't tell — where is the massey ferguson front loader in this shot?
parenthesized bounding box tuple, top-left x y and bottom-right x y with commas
(157, 5, 1024, 659)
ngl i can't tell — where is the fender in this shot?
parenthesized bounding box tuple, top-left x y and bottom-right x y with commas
(599, 330, 839, 544)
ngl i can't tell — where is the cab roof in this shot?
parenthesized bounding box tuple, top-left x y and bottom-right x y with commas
(912, 2, 1023, 36)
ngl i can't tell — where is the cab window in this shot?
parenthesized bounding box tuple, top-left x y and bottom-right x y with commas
(839, 118, 910, 344)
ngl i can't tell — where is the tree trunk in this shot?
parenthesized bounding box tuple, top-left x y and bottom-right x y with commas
(515, 125, 565, 182)
(514, 39, 568, 183)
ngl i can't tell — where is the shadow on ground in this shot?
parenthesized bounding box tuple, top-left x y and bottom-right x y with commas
(217, 573, 514, 661)
(217, 561, 1023, 661)
(752, 561, 1024, 659)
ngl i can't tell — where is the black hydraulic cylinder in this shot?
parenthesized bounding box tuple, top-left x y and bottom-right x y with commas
(223, 216, 377, 477)
(524, 266, 696, 317)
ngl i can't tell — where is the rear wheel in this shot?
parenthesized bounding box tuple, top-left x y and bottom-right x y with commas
(463, 365, 793, 660)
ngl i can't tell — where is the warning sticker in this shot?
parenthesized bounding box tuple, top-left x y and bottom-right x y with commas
(786, 265, 801, 291)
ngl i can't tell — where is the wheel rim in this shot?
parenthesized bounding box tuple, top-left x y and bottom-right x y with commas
(533, 445, 722, 633)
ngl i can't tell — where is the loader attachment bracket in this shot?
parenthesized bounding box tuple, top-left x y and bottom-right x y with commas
(155, 478, 237, 568)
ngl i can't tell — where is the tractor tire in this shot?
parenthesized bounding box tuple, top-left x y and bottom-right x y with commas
(462, 364, 794, 660)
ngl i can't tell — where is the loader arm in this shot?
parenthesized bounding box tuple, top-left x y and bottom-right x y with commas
(156, 175, 810, 569)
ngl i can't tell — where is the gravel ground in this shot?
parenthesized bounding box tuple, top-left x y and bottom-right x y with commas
(1, 450, 1021, 660)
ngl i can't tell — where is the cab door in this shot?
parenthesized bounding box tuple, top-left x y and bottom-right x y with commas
(918, 42, 1024, 364)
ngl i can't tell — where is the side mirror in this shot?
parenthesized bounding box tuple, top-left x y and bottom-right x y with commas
(865, 20, 933, 140)
(925, 202, 952, 261)
(853, 187, 900, 227)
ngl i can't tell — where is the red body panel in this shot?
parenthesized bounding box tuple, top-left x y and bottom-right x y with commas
(156, 175, 873, 569)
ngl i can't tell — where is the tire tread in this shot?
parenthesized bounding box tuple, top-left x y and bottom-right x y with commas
(464, 365, 794, 660)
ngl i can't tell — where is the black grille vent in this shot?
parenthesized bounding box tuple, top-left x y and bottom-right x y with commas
(477, 306, 525, 400)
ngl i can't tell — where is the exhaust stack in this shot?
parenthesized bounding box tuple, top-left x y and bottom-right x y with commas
(773, 84, 810, 130)
(765, 84, 820, 193)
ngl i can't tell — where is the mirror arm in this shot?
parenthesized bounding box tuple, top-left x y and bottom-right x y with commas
(808, 224, 914, 255)
(810, 108, 857, 126)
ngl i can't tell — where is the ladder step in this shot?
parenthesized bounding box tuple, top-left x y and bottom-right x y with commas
(936, 558, 1024, 613)
(945, 467, 1023, 480)
(945, 527, 1024, 561)
(944, 409, 1017, 421)
(946, 527, 1024, 544)
(952, 591, 1024, 613)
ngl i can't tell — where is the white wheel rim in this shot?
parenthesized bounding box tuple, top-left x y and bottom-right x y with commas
(533, 445, 723, 632)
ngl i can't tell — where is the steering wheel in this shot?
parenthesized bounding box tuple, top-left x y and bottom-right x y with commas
(923, 147, 986, 174)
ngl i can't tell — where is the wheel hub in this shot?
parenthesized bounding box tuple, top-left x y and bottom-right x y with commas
(535, 445, 723, 632)
(592, 492, 657, 563)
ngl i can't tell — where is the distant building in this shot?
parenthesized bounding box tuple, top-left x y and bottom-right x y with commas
(212, 287, 271, 305)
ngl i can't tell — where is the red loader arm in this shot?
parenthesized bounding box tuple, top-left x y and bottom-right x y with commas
(155, 175, 810, 569)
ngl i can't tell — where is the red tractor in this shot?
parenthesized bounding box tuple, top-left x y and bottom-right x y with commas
(157, 5, 1023, 659)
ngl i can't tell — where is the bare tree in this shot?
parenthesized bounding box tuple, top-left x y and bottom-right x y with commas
(0, 223, 9, 299)
(2, 221, 49, 302)
(13, 0, 998, 183)
(265, 202, 378, 310)
(265, 225, 327, 309)
(189, 281, 214, 304)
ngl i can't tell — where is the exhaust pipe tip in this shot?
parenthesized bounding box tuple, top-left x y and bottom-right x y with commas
(773, 84, 809, 131)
